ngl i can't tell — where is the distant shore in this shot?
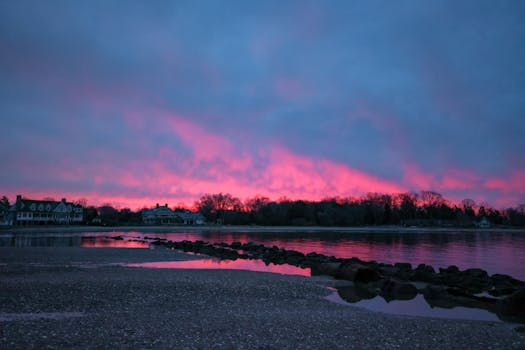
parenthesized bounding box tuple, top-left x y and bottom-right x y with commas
(2, 224, 525, 235)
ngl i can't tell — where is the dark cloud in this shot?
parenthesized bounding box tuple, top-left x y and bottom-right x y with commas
(1, 0, 524, 208)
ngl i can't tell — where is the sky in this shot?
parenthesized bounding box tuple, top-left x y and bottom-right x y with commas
(1, 0, 524, 209)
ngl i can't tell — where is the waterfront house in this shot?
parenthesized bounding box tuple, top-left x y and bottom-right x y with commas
(176, 211, 205, 225)
(477, 216, 491, 228)
(9, 195, 84, 226)
(0, 202, 9, 225)
(142, 204, 204, 225)
(142, 204, 177, 225)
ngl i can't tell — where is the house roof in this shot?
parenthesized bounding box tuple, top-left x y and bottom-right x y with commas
(12, 197, 82, 212)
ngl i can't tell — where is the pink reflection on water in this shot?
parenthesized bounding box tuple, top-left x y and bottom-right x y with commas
(126, 259, 310, 276)
(81, 237, 149, 248)
(147, 231, 525, 280)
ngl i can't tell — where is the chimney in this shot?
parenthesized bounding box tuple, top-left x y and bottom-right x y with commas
(16, 195, 22, 202)
(156, 203, 159, 208)
(165, 203, 168, 208)
(62, 198, 66, 202)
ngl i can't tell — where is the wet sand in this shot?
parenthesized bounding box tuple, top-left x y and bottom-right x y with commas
(1, 247, 524, 349)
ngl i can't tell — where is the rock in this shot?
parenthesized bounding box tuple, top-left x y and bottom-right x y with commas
(337, 285, 378, 303)
(355, 269, 381, 283)
(410, 264, 437, 283)
(515, 326, 525, 333)
(311, 262, 341, 276)
(391, 263, 412, 280)
(380, 279, 418, 301)
(422, 285, 498, 312)
(230, 241, 242, 249)
(284, 253, 306, 266)
(437, 266, 464, 286)
(439, 265, 460, 274)
(378, 265, 400, 278)
(497, 288, 525, 323)
(488, 274, 525, 297)
(489, 287, 517, 297)
(336, 262, 381, 283)
(457, 274, 492, 294)
(394, 262, 412, 271)
(464, 268, 489, 279)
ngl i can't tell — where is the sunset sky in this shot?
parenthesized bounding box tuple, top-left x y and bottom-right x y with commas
(1, 0, 524, 209)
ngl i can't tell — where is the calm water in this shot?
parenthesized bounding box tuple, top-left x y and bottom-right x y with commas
(1, 229, 525, 280)
(2, 229, 525, 323)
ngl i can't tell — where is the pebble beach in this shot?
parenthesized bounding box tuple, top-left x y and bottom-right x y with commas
(1, 246, 524, 349)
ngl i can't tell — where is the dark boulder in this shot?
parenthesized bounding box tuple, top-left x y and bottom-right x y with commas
(394, 262, 412, 271)
(336, 262, 381, 283)
(392, 263, 412, 280)
(515, 326, 525, 333)
(378, 264, 399, 278)
(441, 265, 460, 274)
(355, 268, 381, 283)
(464, 268, 489, 279)
(337, 285, 378, 303)
(457, 275, 492, 294)
(489, 274, 525, 297)
(380, 279, 418, 301)
(422, 285, 498, 312)
(497, 288, 525, 323)
(410, 264, 437, 283)
(311, 262, 341, 277)
(437, 266, 464, 286)
(230, 241, 242, 249)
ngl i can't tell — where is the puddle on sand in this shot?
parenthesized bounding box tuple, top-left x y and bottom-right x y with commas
(126, 258, 311, 276)
(325, 291, 501, 322)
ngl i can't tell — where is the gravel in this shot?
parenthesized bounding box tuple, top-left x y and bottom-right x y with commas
(1, 247, 524, 349)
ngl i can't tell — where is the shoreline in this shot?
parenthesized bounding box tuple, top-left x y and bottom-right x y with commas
(1, 246, 524, 349)
(3, 224, 525, 235)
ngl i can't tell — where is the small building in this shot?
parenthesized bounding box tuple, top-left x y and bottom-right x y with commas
(0, 201, 9, 225)
(142, 204, 177, 225)
(176, 211, 205, 225)
(9, 195, 84, 226)
(477, 216, 491, 228)
(142, 204, 205, 225)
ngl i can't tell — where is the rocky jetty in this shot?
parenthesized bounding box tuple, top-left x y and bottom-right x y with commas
(116, 236, 525, 323)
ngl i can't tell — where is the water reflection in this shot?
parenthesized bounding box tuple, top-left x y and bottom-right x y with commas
(126, 258, 310, 276)
(0, 235, 83, 247)
(327, 292, 501, 322)
(143, 230, 525, 280)
(1, 229, 524, 280)
(81, 237, 149, 248)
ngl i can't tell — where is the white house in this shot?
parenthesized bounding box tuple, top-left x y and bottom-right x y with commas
(142, 204, 204, 225)
(477, 216, 491, 228)
(9, 195, 84, 226)
(142, 204, 177, 224)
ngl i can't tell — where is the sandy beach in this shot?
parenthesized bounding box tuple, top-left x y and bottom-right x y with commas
(1, 246, 524, 349)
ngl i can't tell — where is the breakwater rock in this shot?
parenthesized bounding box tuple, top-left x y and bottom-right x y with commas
(121, 236, 525, 323)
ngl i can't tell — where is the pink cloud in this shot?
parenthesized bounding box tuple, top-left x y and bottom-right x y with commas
(6, 111, 524, 210)
(402, 162, 436, 190)
(485, 171, 525, 194)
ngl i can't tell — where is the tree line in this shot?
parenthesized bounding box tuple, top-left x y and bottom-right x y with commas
(2, 193, 525, 227)
(194, 192, 525, 227)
